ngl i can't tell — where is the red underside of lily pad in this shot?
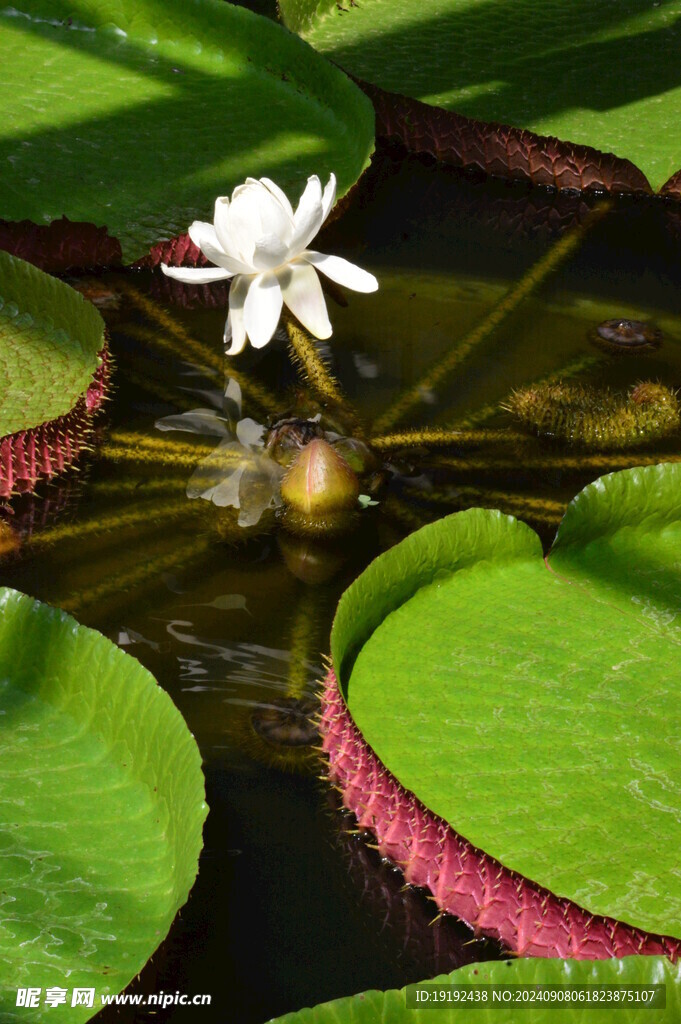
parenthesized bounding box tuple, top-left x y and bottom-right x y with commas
(321, 668, 681, 961)
(0, 348, 110, 499)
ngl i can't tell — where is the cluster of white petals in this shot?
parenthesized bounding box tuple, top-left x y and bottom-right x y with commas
(161, 174, 378, 354)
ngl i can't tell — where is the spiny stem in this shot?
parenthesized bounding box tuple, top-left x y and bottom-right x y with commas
(432, 450, 681, 474)
(372, 427, 521, 452)
(372, 203, 612, 434)
(27, 497, 190, 548)
(284, 311, 350, 413)
(98, 432, 222, 469)
(89, 477, 188, 497)
(99, 445, 217, 470)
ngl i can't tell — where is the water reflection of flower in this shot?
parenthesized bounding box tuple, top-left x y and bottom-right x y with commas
(156, 380, 284, 528)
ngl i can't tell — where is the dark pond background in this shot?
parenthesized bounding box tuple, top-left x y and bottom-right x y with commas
(3, 140, 681, 1021)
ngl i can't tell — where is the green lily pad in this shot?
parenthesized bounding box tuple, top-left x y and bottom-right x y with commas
(0, 0, 374, 264)
(271, 956, 681, 1023)
(332, 463, 681, 939)
(281, 0, 681, 192)
(0, 250, 104, 437)
(0, 588, 207, 1021)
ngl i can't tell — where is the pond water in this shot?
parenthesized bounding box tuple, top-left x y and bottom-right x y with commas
(3, 148, 681, 1021)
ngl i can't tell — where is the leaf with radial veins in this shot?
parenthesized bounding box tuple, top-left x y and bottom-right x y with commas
(0, 0, 374, 263)
(331, 463, 681, 940)
(280, 0, 681, 192)
(270, 956, 681, 1023)
(0, 589, 207, 1022)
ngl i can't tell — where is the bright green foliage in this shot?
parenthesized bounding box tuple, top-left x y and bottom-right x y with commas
(270, 956, 681, 1022)
(0, 0, 374, 263)
(0, 251, 104, 437)
(280, 0, 681, 191)
(332, 463, 681, 939)
(0, 589, 207, 1022)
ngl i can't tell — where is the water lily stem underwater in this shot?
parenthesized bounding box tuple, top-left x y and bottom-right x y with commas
(371, 200, 613, 434)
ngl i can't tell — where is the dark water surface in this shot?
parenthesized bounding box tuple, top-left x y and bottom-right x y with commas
(3, 150, 681, 1021)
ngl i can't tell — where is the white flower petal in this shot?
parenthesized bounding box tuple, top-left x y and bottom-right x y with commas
(188, 220, 250, 275)
(213, 196, 239, 259)
(260, 177, 294, 219)
(243, 179, 293, 245)
(321, 173, 337, 224)
(243, 271, 283, 349)
(253, 233, 290, 271)
(279, 261, 332, 340)
(161, 264, 233, 284)
(237, 458, 283, 527)
(156, 409, 230, 437)
(236, 416, 266, 447)
(302, 250, 378, 293)
(225, 275, 250, 355)
(227, 185, 265, 265)
(290, 175, 324, 255)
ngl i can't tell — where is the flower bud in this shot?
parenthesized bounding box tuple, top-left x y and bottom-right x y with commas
(280, 438, 360, 535)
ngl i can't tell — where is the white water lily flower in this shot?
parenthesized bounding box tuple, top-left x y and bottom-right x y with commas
(161, 174, 378, 354)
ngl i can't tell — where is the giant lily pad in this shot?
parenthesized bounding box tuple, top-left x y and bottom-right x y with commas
(281, 0, 681, 193)
(0, 250, 107, 496)
(0, 0, 374, 265)
(0, 588, 207, 1021)
(271, 956, 681, 1022)
(329, 463, 681, 947)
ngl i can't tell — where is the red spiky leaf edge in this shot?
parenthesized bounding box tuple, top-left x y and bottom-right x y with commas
(321, 668, 681, 961)
(359, 80, 658, 196)
(0, 347, 110, 499)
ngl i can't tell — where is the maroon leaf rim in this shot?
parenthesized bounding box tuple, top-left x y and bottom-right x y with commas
(0, 346, 110, 499)
(321, 667, 681, 961)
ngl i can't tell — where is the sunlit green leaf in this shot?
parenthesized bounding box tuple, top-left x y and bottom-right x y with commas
(0, 0, 374, 262)
(332, 463, 681, 938)
(281, 0, 681, 191)
(0, 589, 207, 1022)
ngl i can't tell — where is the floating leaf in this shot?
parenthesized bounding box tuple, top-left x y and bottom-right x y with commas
(281, 0, 681, 193)
(270, 956, 681, 1023)
(0, 0, 375, 265)
(0, 250, 108, 496)
(329, 463, 681, 948)
(0, 588, 207, 1021)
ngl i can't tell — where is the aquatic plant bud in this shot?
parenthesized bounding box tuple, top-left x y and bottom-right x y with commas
(593, 318, 662, 353)
(505, 381, 679, 450)
(281, 439, 359, 516)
